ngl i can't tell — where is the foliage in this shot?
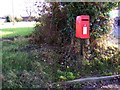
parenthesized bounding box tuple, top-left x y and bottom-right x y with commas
(2, 35, 120, 88)
(2, 37, 120, 88)
(56, 70, 75, 81)
(30, 2, 119, 84)
(31, 2, 68, 45)
(32, 2, 118, 45)
(64, 2, 118, 40)
(31, 3, 119, 71)
(6, 16, 11, 22)
(14, 17, 23, 22)
(2, 2, 120, 88)
(2, 38, 53, 88)
(5, 16, 23, 22)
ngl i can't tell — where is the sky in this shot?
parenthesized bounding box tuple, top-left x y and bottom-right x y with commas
(109, 10, 119, 18)
(0, 0, 44, 17)
(0, 1, 119, 18)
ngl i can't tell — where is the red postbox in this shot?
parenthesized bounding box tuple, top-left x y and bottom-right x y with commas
(76, 15, 90, 38)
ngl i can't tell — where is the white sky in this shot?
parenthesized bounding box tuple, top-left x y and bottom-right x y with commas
(0, 1, 118, 18)
(0, 0, 44, 17)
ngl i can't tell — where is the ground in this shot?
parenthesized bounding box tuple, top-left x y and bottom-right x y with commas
(1, 22, 120, 88)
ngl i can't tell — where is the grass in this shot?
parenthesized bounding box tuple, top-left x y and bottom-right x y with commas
(2, 37, 120, 87)
(0, 27, 34, 38)
(1, 26, 120, 88)
(1, 27, 53, 88)
(2, 38, 53, 88)
(2, 40, 120, 88)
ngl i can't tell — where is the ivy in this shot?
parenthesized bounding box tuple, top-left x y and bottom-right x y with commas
(64, 2, 118, 41)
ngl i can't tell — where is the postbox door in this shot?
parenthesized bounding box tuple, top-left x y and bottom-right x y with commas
(81, 20, 90, 38)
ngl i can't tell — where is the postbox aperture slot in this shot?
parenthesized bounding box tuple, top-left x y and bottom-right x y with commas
(82, 19, 89, 21)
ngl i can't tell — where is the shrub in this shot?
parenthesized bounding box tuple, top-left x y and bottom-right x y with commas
(30, 2, 118, 68)
(65, 2, 118, 41)
(31, 2, 70, 46)
(14, 17, 23, 22)
(6, 16, 11, 22)
(31, 2, 118, 45)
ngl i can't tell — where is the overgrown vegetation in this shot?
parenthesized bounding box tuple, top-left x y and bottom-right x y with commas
(31, 2, 118, 44)
(2, 37, 53, 88)
(2, 37, 120, 88)
(30, 2, 120, 82)
(2, 2, 120, 89)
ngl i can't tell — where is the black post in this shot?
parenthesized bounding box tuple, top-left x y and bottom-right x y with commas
(80, 39, 83, 56)
(80, 39, 84, 56)
(76, 39, 84, 70)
